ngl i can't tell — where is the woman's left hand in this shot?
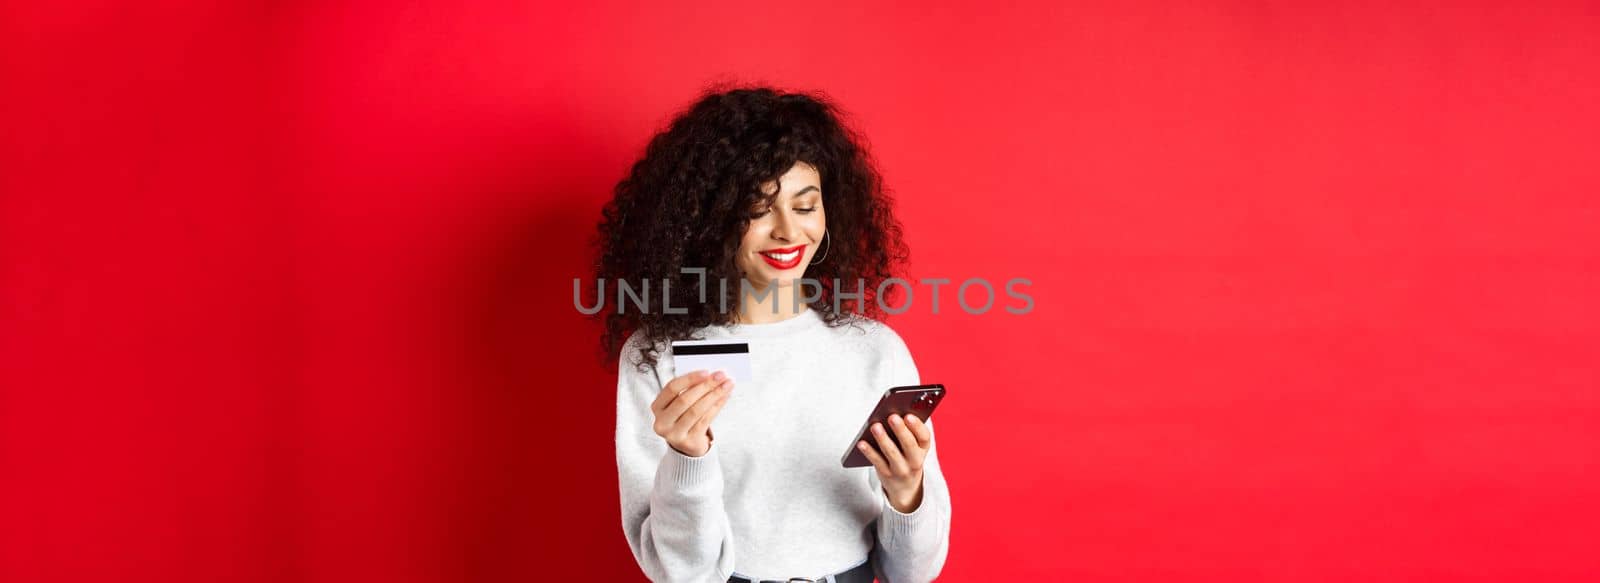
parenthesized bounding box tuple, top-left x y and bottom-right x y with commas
(857, 413, 933, 514)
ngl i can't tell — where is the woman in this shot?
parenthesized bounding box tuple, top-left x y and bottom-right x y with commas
(596, 86, 951, 582)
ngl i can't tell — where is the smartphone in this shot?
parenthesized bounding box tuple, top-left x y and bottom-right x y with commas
(841, 384, 946, 468)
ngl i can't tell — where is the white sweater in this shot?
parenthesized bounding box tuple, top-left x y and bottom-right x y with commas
(614, 307, 952, 582)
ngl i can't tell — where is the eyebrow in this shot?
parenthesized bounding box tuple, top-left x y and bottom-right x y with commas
(757, 185, 821, 207)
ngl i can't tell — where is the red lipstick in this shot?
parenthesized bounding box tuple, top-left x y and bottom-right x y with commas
(757, 244, 806, 270)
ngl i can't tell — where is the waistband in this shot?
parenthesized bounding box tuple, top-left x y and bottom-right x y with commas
(727, 557, 873, 583)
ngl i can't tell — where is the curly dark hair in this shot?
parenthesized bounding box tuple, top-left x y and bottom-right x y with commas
(591, 85, 910, 371)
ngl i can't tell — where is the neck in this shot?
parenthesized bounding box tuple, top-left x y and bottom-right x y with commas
(735, 278, 811, 325)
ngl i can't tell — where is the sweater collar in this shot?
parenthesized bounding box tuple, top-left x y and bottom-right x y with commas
(705, 306, 825, 339)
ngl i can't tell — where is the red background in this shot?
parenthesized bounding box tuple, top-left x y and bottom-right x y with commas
(3, 1, 1598, 581)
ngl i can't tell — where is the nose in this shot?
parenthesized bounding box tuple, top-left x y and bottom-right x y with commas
(770, 210, 798, 242)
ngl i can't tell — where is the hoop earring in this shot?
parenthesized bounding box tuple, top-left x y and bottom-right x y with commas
(809, 228, 831, 265)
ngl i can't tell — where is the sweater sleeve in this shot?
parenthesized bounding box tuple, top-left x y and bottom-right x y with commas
(869, 332, 952, 583)
(615, 333, 737, 582)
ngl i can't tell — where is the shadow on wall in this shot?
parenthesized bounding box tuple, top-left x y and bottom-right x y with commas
(436, 134, 647, 580)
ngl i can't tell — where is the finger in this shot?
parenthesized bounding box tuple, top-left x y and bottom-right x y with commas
(654, 370, 709, 413)
(871, 421, 908, 474)
(662, 372, 728, 425)
(857, 439, 889, 474)
(687, 388, 731, 438)
(677, 380, 731, 432)
(889, 414, 923, 460)
(905, 414, 933, 450)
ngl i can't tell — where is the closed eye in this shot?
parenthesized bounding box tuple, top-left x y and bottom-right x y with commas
(749, 207, 817, 218)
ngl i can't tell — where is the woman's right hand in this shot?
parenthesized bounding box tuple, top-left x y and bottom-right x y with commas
(651, 370, 734, 457)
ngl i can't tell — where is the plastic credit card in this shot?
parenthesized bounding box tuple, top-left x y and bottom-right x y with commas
(669, 339, 753, 388)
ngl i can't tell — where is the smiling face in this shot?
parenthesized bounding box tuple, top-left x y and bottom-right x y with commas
(735, 161, 826, 289)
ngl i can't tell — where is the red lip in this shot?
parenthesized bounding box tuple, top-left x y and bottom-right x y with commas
(758, 244, 806, 270)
